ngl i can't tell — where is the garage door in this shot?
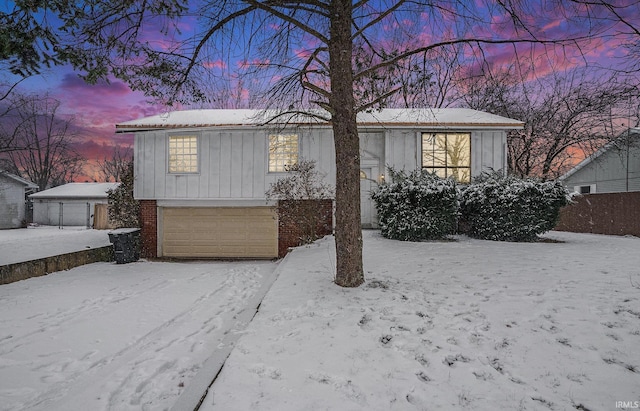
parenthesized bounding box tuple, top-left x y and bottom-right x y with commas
(162, 207, 278, 258)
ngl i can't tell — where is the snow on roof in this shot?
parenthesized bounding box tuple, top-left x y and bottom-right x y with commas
(29, 182, 120, 199)
(115, 108, 524, 132)
(0, 171, 38, 189)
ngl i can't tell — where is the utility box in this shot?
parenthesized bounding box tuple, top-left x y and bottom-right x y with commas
(108, 228, 141, 264)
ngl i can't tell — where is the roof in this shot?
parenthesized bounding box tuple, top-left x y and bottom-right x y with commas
(560, 129, 640, 181)
(115, 108, 524, 132)
(29, 182, 120, 199)
(0, 171, 38, 189)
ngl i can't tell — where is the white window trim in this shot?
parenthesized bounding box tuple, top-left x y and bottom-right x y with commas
(268, 133, 299, 173)
(167, 134, 200, 174)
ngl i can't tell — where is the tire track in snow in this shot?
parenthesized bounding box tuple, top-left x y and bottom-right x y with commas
(17, 263, 273, 411)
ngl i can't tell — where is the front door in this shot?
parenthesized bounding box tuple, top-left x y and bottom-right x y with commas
(360, 168, 373, 227)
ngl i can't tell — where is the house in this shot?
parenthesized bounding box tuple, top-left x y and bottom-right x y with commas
(0, 171, 38, 229)
(116, 108, 524, 259)
(561, 128, 640, 194)
(30, 182, 119, 227)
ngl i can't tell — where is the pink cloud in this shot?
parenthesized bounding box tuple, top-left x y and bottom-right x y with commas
(203, 60, 227, 69)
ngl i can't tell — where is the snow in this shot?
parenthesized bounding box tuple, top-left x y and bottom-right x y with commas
(29, 183, 119, 199)
(1, 229, 639, 411)
(0, 226, 112, 266)
(204, 231, 640, 410)
(0, 257, 279, 411)
(115, 108, 523, 132)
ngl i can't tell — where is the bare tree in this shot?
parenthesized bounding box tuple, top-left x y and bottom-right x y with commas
(18, 0, 631, 286)
(563, 0, 640, 74)
(463, 65, 639, 178)
(96, 144, 133, 182)
(1, 93, 86, 190)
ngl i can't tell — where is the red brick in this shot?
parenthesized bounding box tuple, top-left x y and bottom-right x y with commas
(139, 200, 157, 258)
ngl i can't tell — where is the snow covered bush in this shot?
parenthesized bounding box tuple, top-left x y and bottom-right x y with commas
(266, 159, 334, 245)
(458, 172, 570, 242)
(107, 162, 140, 228)
(371, 169, 458, 241)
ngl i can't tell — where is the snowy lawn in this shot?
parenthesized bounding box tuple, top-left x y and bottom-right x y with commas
(0, 226, 111, 266)
(0, 259, 279, 411)
(206, 231, 640, 411)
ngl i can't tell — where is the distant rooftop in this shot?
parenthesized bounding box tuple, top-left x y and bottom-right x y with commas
(0, 171, 38, 189)
(115, 108, 524, 132)
(29, 182, 120, 199)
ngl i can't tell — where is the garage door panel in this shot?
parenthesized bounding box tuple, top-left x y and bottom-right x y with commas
(162, 207, 278, 258)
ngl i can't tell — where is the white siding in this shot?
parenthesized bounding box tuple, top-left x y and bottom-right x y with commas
(474, 130, 508, 175)
(563, 145, 640, 193)
(32, 199, 104, 226)
(0, 177, 27, 229)
(134, 126, 509, 200)
(135, 127, 338, 200)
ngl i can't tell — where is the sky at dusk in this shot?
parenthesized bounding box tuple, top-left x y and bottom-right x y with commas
(2, 1, 639, 182)
(7, 70, 165, 181)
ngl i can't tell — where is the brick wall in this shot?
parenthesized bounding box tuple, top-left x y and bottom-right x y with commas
(555, 192, 640, 237)
(278, 199, 333, 258)
(139, 200, 158, 258)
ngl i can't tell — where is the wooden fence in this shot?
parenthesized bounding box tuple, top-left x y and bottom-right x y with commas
(555, 192, 640, 237)
(93, 203, 115, 230)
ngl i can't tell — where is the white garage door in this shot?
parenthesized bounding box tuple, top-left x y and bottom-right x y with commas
(162, 207, 278, 258)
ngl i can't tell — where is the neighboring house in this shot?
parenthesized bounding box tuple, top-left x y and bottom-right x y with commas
(0, 171, 38, 229)
(116, 108, 524, 258)
(561, 128, 640, 194)
(30, 183, 120, 227)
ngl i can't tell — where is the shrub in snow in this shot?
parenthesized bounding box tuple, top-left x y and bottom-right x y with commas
(107, 162, 140, 229)
(266, 159, 334, 244)
(458, 172, 570, 242)
(371, 169, 458, 241)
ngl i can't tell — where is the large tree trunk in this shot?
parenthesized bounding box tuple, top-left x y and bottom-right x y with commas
(328, 0, 364, 287)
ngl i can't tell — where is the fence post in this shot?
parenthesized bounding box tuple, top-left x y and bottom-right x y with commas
(58, 202, 64, 229)
(86, 202, 91, 229)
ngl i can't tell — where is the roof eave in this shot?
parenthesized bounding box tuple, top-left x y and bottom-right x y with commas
(116, 121, 524, 133)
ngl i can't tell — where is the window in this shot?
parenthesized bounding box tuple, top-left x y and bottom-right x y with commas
(168, 135, 198, 173)
(421, 132, 471, 182)
(578, 185, 592, 194)
(269, 134, 298, 172)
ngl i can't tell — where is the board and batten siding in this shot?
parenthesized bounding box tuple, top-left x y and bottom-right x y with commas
(473, 130, 508, 175)
(384, 129, 507, 177)
(134, 126, 509, 201)
(134, 127, 337, 200)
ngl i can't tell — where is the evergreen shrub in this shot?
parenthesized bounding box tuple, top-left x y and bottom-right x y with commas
(107, 162, 140, 228)
(371, 169, 458, 241)
(458, 172, 570, 241)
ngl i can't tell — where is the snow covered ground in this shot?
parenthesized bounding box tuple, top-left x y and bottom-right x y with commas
(1, 229, 639, 411)
(205, 231, 640, 411)
(0, 225, 111, 265)
(0, 258, 279, 411)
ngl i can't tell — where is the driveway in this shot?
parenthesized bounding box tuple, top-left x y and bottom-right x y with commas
(0, 258, 279, 411)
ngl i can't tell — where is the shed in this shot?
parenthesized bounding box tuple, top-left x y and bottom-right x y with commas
(30, 183, 120, 227)
(0, 171, 38, 229)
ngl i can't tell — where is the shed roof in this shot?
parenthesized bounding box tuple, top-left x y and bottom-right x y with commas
(0, 171, 38, 189)
(29, 183, 120, 199)
(115, 108, 524, 132)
